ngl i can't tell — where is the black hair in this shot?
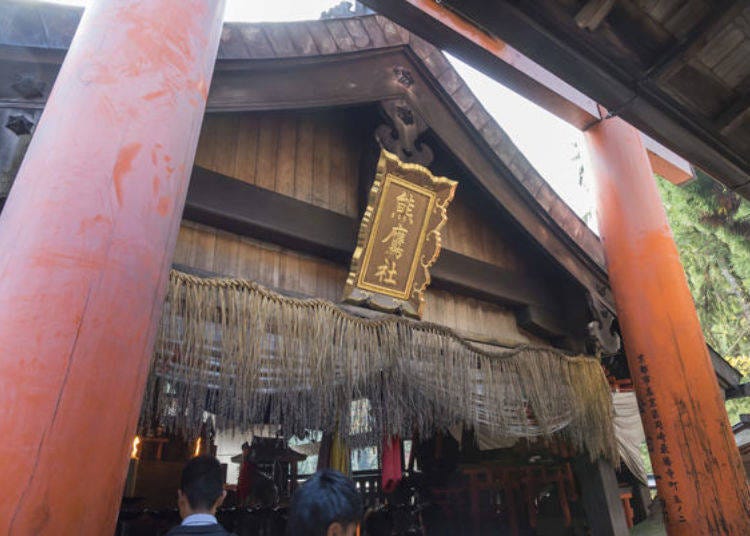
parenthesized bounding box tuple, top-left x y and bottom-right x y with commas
(363, 507, 393, 536)
(286, 469, 363, 536)
(180, 455, 225, 511)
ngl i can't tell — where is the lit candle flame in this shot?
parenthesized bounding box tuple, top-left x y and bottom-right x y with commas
(131, 436, 141, 460)
(194, 437, 202, 457)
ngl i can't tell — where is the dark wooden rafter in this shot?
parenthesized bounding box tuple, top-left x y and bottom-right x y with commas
(641, 0, 736, 80)
(574, 0, 616, 32)
(184, 166, 357, 263)
(726, 383, 750, 401)
(185, 165, 568, 338)
(716, 93, 750, 135)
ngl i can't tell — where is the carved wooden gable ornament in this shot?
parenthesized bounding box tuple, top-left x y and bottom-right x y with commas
(343, 149, 457, 318)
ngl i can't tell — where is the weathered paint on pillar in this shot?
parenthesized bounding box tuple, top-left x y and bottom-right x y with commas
(586, 113, 750, 534)
(0, 1, 225, 533)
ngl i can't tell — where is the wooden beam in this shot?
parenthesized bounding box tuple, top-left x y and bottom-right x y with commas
(574, 0, 616, 32)
(642, 1, 735, 80)
(725, 383, 750, 400)
(642, 133, 693, 185)
(206, 51, 407, 113)
(185, 165, 568, 337)
(516, 305, 568, 340)
(573, 457, 630, 536)
(185, 166, 357, 263)
(716, 93, 750, 135)
(709, 344, 743, 391)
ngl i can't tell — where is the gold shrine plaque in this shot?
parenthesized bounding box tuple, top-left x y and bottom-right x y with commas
(343, 149, 457, 318)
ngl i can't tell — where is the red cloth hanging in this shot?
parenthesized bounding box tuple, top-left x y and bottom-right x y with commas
(237, 459, 258, 505)
(381, 435, 403, 494)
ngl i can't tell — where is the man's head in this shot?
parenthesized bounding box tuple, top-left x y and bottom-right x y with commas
(362, 507, 392, 536)
(286, 469, 363, 536)
(177, 456, 227, 519)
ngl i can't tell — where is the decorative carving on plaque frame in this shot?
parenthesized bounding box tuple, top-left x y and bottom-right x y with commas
(343, 148, 457, 318)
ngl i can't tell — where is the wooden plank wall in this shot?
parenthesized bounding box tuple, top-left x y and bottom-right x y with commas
(195, 109, 533, 274)
(174, 221, 346, 302)
(173, 222, 540, 345)
(195, 110, 362, 219)
(441, 194, 528, 272)
(187, 108, 552, 343)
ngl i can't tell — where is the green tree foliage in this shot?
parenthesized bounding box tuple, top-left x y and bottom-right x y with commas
(657, 170, 750, 424)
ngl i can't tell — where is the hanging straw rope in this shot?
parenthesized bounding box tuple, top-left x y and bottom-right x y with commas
(142, 270, 618, 462)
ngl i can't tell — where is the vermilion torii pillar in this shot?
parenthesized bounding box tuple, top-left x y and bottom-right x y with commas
(586, 112, 750, 534)
(0, 1, 225, 533)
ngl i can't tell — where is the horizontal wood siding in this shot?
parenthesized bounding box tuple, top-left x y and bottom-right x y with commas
(195, 110, 362, 218)
(174, 221, 537, 344)
(174, 221, 346, 302)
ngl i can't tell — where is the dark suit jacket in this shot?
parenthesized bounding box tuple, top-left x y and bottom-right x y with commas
(164, 523, 233, 536)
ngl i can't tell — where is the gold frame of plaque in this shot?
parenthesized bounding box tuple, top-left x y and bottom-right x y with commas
(343, 148, 457, 318)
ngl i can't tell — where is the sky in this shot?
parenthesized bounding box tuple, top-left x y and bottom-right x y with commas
(31, 0, 598, 231)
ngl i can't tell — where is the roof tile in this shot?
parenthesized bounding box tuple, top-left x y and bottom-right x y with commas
(531, 181, 558, 211)
(343, 18, 371, 49)
(325, 19, 357, 52)
(465, 102, 492, 132)
(218, 24, 251, 59)
(420, 49, 452, 78)
(360, 16, 388, 48)
(451, 84, 476, 113)
(306, 21, 338, 55)
(376, 15, 409, 45)
(264, 24, 297, 57)
(237, 26, 275, 59)
(286, 22, 320, 56)
(478, 122, 504, 152)
(437, 67, 462, 95)
(409, 33, 438, 60)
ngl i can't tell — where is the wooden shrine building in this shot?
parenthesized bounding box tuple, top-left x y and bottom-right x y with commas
(0, 1, 748, 535)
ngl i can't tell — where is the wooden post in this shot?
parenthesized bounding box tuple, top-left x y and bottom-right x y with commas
(585, 112, 750, 534)
(0, 0, 225, 533)
(573, 457, 629, 536)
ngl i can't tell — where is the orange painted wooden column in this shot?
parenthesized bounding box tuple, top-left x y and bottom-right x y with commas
(0, 1, 225, 533)
(585, 113, 750, 534)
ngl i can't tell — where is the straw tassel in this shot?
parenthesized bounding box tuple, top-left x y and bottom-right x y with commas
(141, 270, 618, 463)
